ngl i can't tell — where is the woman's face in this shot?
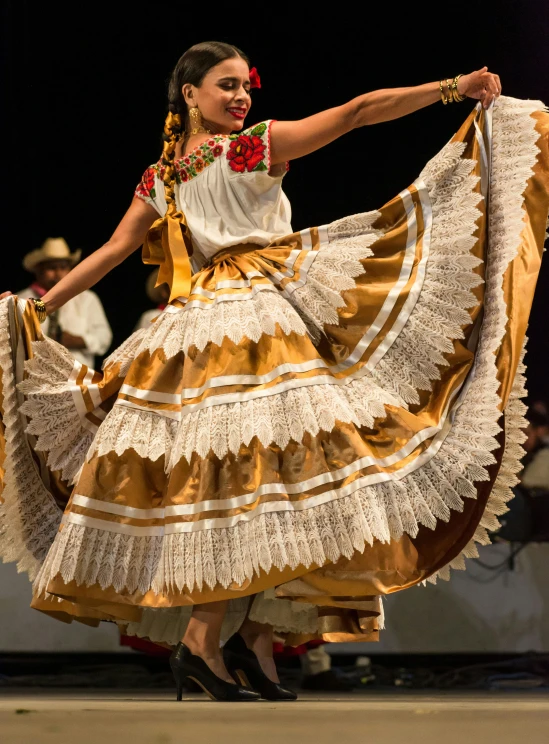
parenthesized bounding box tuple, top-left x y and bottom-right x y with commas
(183, 56, 252, 135)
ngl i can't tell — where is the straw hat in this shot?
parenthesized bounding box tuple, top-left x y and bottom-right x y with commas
(146, 269, 169, 304)
(23, 237, 82, 273)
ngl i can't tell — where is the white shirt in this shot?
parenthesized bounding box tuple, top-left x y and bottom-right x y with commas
(521, 448, 549, 491)
(135, 120, 292, 269)
(134, 308, 162, 332)
(18, 287, 113, 368)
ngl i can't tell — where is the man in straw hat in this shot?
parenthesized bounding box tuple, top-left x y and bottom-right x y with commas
(18, 237, 112, 368)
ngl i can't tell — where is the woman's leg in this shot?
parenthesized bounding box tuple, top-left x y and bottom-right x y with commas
(182, 600, 235, 683)
(238, 614, 280, 683)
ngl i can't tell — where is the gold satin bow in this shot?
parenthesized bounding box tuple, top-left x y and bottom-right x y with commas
(142, 205, 193, 303)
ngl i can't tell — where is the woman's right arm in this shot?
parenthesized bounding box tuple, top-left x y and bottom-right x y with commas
(270, 67, 501, 165)
(2, 198, 158, 313)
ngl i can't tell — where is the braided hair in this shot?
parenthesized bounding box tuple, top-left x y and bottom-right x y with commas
(161, 41, 250, 204)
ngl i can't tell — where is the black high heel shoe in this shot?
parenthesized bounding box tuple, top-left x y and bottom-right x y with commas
(170, 642, 261, 702)
(223, 633, 298, 701)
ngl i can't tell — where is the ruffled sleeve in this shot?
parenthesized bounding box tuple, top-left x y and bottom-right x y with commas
(134, 162, 167, 216)
(226, 120, 288, 178)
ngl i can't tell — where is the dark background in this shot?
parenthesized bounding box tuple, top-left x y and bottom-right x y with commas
(2, 1, 549, 402)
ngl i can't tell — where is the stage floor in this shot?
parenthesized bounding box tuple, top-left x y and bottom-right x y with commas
(1, 690, 548, 743)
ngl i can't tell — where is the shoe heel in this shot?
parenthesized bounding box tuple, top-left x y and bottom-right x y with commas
(171, 659, 185, 702)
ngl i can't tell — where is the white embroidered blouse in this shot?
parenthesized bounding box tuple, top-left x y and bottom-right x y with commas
(134, 120, 292, 270)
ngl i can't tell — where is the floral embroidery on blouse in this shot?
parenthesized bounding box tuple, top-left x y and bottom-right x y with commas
(136, 164, 160, 200)
(135, 158, 171, 199)
(227, 122, 268, 173)
(135, 123, 274, 201)
(177, 136, 226, 182)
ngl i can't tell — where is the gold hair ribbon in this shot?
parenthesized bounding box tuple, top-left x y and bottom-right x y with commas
(142, 111, 193, 302)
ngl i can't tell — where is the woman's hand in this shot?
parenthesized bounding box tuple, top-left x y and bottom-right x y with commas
(458, 67, 501, 108)
(40, 198, 157, 314)
(0, 291, 13, 300)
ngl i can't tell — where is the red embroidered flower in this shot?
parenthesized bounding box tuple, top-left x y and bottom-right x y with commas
(212, 144, 223, 157)
(136, 166, 156, 198)
(227, 135, 266, 173)
(207, 139, 215, 146)
(180, 169, 189, 182)
(184, 157, 191, 165)
(194, 158, 205, 173)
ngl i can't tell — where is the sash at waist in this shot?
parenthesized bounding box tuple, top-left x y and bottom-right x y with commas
(204, 242, 266, 268)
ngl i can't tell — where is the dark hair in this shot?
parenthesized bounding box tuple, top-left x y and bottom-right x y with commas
(167, 41, 250, 133)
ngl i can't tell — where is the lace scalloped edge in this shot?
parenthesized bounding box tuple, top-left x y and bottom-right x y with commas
(424, 95, 548, 582)
(0, 299, 62, 579)
(105, 287, 309, 373)
(17, 338, 96, 485)
(425, 343, 528, 584)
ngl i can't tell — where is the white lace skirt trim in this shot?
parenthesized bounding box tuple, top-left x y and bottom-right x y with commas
(0, 300, 62, 579)
(86, 405, 178, 463)
(427, 96, 545, 581)
(18, 339, 96, 484)
(168, 379, 400, 464)
(106, 288, 308, 366)
(290, 211, 382, 340)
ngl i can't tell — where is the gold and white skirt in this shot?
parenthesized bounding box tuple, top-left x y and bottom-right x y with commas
(1, 97, 548, 645)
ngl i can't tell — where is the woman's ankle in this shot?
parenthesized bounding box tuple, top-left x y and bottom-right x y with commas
(240, 630, 274, 660)
(182, 634, 222, 660)
(181, 636, 235, 684)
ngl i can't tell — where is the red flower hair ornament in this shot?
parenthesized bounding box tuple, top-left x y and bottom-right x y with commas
(249, 67, 261, 90)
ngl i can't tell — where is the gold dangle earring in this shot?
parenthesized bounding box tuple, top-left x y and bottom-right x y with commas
(188, 106, 211, 136)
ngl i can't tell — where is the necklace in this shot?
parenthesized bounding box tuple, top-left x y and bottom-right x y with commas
(187, 124, 212, 136)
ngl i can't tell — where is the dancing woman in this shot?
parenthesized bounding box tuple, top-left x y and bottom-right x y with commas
(1, 41, 548, 701)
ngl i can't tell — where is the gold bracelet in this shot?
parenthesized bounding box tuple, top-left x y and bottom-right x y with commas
(30, 298, 48, 324)
(451, 74, 466, 102)
(439, 80, 449, 105)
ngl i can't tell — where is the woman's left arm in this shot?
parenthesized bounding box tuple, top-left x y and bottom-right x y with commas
(270, 67, 501, 165)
